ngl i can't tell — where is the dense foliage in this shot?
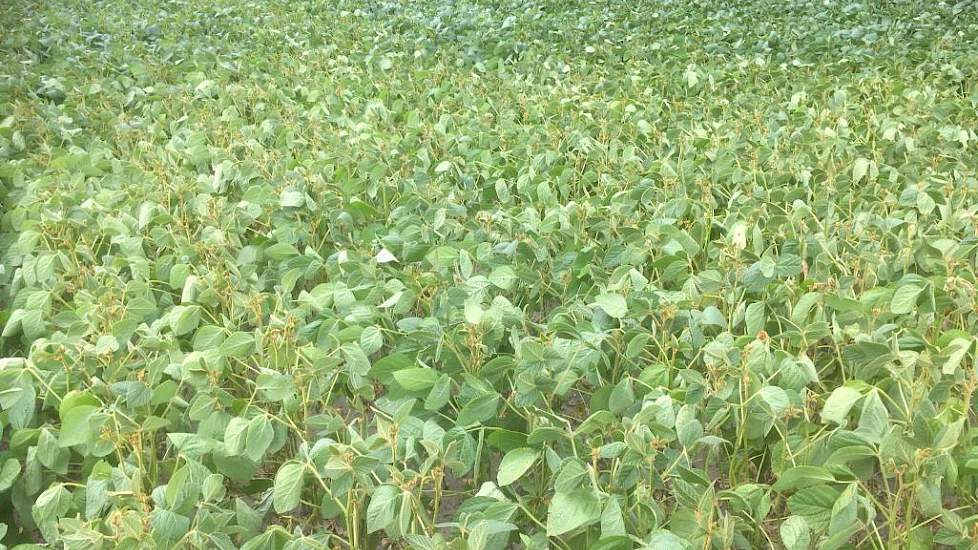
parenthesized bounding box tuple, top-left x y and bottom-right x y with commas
(2, 0, 978, 548)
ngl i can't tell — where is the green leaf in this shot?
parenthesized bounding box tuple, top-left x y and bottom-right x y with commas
(367, 484, 400, 534)
(773, 466, 836, 492)
(645, 530, 687, 550)
(456, 394, 499, 426)
(167, 432, 219, 458)
(759, 386, 789, 419)
(821, 386, 862, 426)
(59, 405, 98, 447)
(790, 292, 820, 327)
(788, 485, 839, 530)
(0, 458, 20, 492)
(776, 254, 803, 277)
(468, 520, 490, 550)
(33, 483, 71, 527)
(256, 369, 295, 402)
(608, 377, 635, 414)
(856, 389, 889, 439)
(916, 477, 943, 516)
(625, 333, 651, 359)
(593, 293, 628, 319)
(554, 460, 588, 493)
(38, 428, 69, 473)
(852, 157, 873, 183)
(245, 416, 274, 462)
(393, 368, 439, 391)
(675, 404, 703, 448)
(203, 473, 226, 502)
(165, 466, 190, 509)
(940, 337, 973, 375)
(265, 242, 300, 261)
(424, 375, 452, 411)
(464, 296, 483, 324)
(497, 448, 538, 486)
(360, 325, 384, 354)
(890, 285, 923, 314)
(32, 484, 70, 544)
(279, 189, 304, 208)
(152, 508, 191, 539)
(780, 515, 810, 550)
(273, 461, 305, 513)
(342, 343, 371, 379)
(916, 192, 936, 215)
(487, 429, 528, 453)
(221, 331, 256, 358)
(224, 417, 249, 456)
(169, 305, 201, 336)
(192, 325, 225, 351)
(58, 389, 99, 420)
(546, 489, 601, 536)
(489, 265, 518, 290)
(86, 477, 109, 519)
(601, 497, 626, 538)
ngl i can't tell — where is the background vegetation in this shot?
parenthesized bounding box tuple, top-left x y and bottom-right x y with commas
(2, 0, 978, 548)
